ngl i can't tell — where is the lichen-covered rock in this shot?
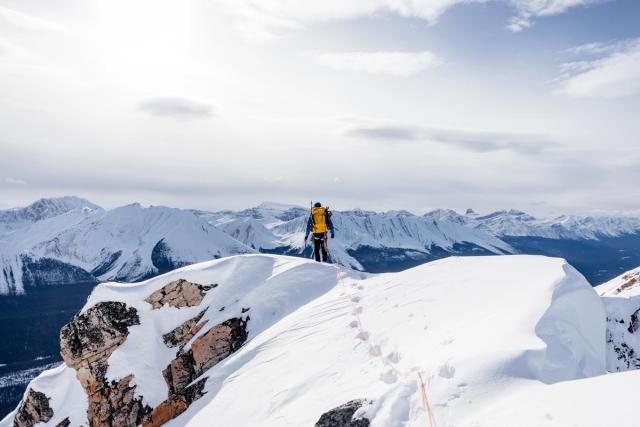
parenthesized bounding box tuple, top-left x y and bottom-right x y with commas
(13, 389, 54, 427)
(163, 317, 248, 395)
(89, 375, 149, 427)
(315, 400, 370, 427)
(59, 302, 144, 427)
(142, 378, 207, 427)
(163, 309, 208, 349)
(146, 279, 216, 309)
(60, 302, 140, 371)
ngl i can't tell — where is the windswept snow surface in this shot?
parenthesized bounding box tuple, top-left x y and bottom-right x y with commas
(6, 254, 630, 427)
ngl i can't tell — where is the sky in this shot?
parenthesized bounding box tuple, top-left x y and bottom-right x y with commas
(1, 0, 639, 216)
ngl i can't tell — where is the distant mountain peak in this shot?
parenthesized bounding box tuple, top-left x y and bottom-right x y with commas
(0, 196, 102, 225)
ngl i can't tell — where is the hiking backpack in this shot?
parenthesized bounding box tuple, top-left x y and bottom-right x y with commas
(310, 206, 331, 233)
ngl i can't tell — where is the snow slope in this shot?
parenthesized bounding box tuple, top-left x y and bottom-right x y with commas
(6, 254, 633, 427)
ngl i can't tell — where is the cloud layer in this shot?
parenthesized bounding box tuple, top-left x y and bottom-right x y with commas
(138, 97, 214, 120)
(0, 1, 637, 215)
(346, 124, 558, 154)
(219, 0, 605, 41)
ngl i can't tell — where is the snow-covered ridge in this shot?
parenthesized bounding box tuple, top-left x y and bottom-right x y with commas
(7, 254, 640, 427)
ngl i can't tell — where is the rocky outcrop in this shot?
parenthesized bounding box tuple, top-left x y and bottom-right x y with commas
(88, 375, 149, 427)
(142, 378, 207, 427)
(145, 279, 217, 309)
(12, 277, 247, 427)
(54, 418, 71, 427)
(315, 400, 370, 427)
(60, 302, 139, 392)
(163, 318, 248, 395)
(612, 273, 639, 295)
(163, 309, 208, 350)
(13, 389, 54, 427)
(60, 302, 140, 371)
(60, 302, 145, 427)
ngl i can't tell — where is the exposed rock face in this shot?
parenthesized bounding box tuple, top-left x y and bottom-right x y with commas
(54, 418, 71, 427)
(146, 279, 216, 309)
(59, 302, 145, 427)
(608, 333, 640, 370)
(60, 302, 140, 372)
(163, 309, 208, 349)
(629, 309, 640, 334)
(163, 318, 248, 395)
(88, 375, 149, 427)
(13, 389, 54, 427)
(142, 378, 207, 427)
(315, 400, 370, 427)
(613, 273, 639, 295)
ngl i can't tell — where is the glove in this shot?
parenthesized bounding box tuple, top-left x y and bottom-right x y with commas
(304, 234, 309, 241)
(331, 232, 335, 239)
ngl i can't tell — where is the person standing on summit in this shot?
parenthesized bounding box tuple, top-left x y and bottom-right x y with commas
(304, 202, 335, 263)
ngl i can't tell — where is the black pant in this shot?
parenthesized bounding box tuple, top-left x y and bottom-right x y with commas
(312, 233, 328, 262)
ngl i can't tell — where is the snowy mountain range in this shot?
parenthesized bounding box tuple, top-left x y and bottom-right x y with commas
(4, 254, 640, 427)
(2, 197, 640, 294)
(0, 197, 254, 294)
(202, 202, 640, 280)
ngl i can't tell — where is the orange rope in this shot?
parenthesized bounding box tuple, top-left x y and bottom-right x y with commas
(418, 372, 436, 427)
(335, 267, 436, 427)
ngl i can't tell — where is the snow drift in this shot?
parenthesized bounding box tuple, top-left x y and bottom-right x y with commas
(3, 254, 628, 427)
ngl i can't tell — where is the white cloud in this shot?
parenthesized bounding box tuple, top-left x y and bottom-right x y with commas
(507, 15, 532, 32)
(556, 38, 640, 98)
(138, 97, 214, 120)
(345, 123, 558, 154)
(5, 177, 27, 185)
(311, 51, 441, 76)
(507, 0, 605, 31)
(216, 0, 603, 41)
